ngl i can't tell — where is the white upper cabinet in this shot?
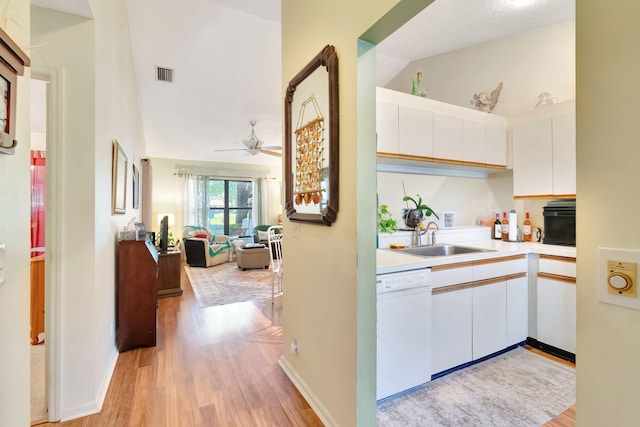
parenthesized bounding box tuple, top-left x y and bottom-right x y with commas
(398, 104, 433, 157)
(433, 113, 463, 161)
(511, 101, 576, 198)
(552, 110, 577, 196)
(376, 87, 508, 168)
(376, 97, 399, 153)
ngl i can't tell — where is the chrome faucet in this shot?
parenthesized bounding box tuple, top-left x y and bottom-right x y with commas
(411, 226, 429, 246)
(424, 221, 439, 246)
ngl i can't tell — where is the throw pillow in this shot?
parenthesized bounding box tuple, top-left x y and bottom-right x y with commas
(257, 230, 269, 241)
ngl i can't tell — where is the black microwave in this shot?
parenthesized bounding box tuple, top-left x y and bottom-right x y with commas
(543, 200, 576, 246)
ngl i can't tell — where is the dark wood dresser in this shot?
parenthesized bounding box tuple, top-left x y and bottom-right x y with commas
(116, 239, 158, 352)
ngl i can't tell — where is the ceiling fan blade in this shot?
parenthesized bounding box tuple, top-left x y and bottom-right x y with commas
(261, 145, 282, 150)
(261, 150, 282, 157)
(214, 148, 248, 152)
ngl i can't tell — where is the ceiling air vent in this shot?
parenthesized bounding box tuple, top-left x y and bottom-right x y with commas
(155, 66, 174, 83)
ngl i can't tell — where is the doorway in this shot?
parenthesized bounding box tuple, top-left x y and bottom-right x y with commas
(29, 77, 48, 424)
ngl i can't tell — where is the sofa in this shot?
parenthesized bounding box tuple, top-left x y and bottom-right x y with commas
(181, 225, 231, 267)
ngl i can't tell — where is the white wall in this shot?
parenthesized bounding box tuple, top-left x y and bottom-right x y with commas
(386, 20, 575, 116)
(379, 19, 575, 234)
(31, 1, 146, 420)
(377, 171, 514, 230)
(0, 0, 31, 425)
(576, 2, 640, 424)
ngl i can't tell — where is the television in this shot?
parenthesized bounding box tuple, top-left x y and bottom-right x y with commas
(158, 215, 169, 253)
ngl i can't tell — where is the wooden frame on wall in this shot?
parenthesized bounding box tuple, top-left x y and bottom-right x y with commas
(112, 140, 128, 215)
(132, 164, 140, 209)
(284, 44, 339, 226)
(0, 26, 30, 155)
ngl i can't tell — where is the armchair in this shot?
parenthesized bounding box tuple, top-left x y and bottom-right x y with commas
(181, 226, 231, 268)
(251, 225, 272, 244)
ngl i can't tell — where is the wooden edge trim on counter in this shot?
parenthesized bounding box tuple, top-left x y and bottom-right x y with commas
(431, 255, 526, 272)
(514, 194, 576, 200)
(472, 254, 527, 265)
(376, 152, 507, 170)
(537, 272, 576, 284)
(432, 272, 527, 295)
(431, 261, 475, 272)
(539, 254, 576, 263)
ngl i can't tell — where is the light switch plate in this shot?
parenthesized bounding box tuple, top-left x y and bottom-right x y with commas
(598, 247, 640, 310)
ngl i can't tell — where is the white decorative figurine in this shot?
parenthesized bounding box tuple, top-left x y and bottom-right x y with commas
(470, 82, 503, 113)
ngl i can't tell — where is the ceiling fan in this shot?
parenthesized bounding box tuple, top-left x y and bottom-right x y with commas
(216, 120, 282, 157)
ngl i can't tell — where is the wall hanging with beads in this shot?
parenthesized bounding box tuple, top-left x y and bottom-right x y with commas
(284, 45, 339, 226)
(294, 96, 325, 208)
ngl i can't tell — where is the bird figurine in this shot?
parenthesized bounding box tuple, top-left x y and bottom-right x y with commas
(470, 82, 503, 113)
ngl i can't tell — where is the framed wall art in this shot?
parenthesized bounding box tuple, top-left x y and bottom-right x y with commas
(284, 44, 339, 226)
(132, 164, 140, 209)
(112, 140, 128, 214)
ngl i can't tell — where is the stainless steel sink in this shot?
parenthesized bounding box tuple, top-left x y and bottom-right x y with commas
(393, 244, 493, 257)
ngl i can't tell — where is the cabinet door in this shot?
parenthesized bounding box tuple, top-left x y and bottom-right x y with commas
(432, 288, 472, 374)
(398, 105, 433, 157)
(433, 112, 463, 161)
(512, 117, 553, 197)
(462, 119, 485, 164)
(552, 111, 576, 195)
(506, 276, 528, 345)
(376, 100, 398, 153)
(537, 277, 576, 354)
(485, 123, 507, 167)
(472, 281, 507, 360)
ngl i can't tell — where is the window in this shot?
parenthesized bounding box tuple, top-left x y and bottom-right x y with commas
(208, 179, 253, 237)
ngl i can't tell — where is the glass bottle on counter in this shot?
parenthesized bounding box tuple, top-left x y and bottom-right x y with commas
(493, 213, 502, 240)
(523, 212, 532, 242)
(501, 212, 509, 241)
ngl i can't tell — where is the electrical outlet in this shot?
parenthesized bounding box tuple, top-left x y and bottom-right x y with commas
(290, 337, 298, 355)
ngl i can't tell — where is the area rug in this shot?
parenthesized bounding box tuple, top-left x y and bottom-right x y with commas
(377, 347, 575, 427)
(185, 262, 273, 308)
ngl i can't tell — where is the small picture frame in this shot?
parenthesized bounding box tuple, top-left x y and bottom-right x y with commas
(132, 164, 140, 209)
(112, 140, 128, 215)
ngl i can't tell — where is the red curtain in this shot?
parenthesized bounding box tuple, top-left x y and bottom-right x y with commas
(31, 150, 46, 257)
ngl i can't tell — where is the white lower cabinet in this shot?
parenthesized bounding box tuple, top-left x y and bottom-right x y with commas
(431, 287, 472, 374)
(536, 255, 576, 354)
(506, 276, 528, 345)
(537, 276, 576, 354)
(431, 255, 528, 376)
(472, 281, 507, 360)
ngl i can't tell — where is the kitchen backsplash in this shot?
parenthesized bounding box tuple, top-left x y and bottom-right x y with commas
(378, 227, 492, 248)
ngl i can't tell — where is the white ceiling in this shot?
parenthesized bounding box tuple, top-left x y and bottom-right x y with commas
(31, 0, 574, 167)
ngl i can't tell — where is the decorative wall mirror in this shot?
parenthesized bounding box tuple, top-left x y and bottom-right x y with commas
(284, 44, 339, 226)
(112, 140, 128, 214)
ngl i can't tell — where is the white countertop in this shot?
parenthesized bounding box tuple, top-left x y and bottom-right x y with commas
(376, 239, 576, 275)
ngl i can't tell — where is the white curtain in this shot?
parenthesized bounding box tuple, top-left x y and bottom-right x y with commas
(259, 177, 283, 225)
(180, 174, 207, 230)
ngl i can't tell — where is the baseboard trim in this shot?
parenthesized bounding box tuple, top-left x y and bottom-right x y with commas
(59, 347, 119, 422)
(525, 337, 575, 364)
(278, 356, 339, 427)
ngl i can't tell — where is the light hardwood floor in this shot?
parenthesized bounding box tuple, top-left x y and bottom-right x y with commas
(36, 263, 323, 426)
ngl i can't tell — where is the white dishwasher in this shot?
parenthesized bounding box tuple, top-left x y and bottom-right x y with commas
(377, 267, 432, 400)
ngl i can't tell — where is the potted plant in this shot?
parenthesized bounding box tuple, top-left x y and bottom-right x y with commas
(377, 204, 398, 233)
(402, 194, 439, 229)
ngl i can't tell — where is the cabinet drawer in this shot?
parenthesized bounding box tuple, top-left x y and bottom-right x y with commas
(431, 264, 473, 289)
(539, 255, 576, 278)
(473, 255, 527, 281)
